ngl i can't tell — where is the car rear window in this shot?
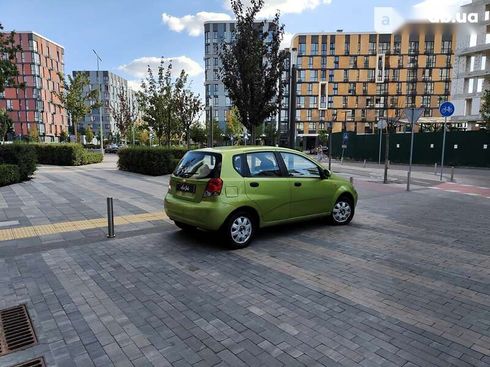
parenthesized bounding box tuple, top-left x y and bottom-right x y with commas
(174, 152, 221, 179)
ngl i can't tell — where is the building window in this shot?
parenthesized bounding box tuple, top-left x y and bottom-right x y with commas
(307, 83, 313, 95)
(298, 43, 306, 55)
(470, 33, 477, 47)
(333, 83, 338, 95)
(342, 96, 348, 108)
(321, 43, 327, 55)
(334, 56, 339, 68)
(482, 56, 487, 70)
(368, 42, 376, 55)
(440, 68, 449, 80)
(349, 56, 357, 68)
(477, 78, 484, 92)
(426, 55, 436, 68)
(311, 96, 318, 108)
(311, 43, 318, 55)
(470, 56, 475, 72)
(328, 70, 334, 82)
(298, 70, 306, 82)
(422, 95, 431, 106)
(321, 56, 326, 68)
(308, 57, 313, 68)
(378, 42, 390, 54)
(307, 110, 312, 121)
(442, 41, 452, 54)
(6, 100, 13, 110)
(297, 96, 305, 108)
(425, 41, 434, 54)
(329, 42, 335, 55)
(214, 96, 219, 106)
(343, 70, 348, 82)
(408, 41, 419, 54)
(349, 83, 355, 95)
(344, 42, 350, 55)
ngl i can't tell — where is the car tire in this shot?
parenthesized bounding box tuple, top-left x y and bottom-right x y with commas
(329, 196, 354, 225)
(222, 211, 256, 249)
(174, 221, 196, 232)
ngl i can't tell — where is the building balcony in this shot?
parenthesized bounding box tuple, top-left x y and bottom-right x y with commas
(457, 42, 490, 56)
(455, 68, 490, 79)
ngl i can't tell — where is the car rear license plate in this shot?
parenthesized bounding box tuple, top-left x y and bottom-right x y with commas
(176, 183, 196, 193)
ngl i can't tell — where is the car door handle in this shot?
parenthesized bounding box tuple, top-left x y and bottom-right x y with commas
(294, 182, 302, 187)
(250, 182, 259, 187)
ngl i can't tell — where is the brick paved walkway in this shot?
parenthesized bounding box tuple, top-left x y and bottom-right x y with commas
(0, 156, 489, 367)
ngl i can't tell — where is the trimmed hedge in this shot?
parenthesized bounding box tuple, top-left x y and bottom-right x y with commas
(82, 151, 104, 165)
(35, 144, 103, 166)
(118, 146, 187, 176)
(0, 144, 37, 180)
(0, 164, 21, 187)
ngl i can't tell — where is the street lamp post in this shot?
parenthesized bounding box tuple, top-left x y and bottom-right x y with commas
(93, 49, 104, 155)
(288, 48, 298, 149)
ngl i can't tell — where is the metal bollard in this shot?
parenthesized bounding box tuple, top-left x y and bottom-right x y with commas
(434, 163, 437, 175)
(363, 159, 366, 168)
(107, 197, 115, 238)
(350, 176, 354, 184)
(450, 167, 454, 182)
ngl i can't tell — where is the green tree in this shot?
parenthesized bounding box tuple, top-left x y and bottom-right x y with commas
(480, 89, 490, 129)
(174, 70, 203, 149)
(137, 129, 150, 145)
(138, 59, 179, 146)
(59, 130, 68, 143)
(111, 86, 137, 143)
(29, 123, 39, 142)
(56, 72, 100, 143)
(318, 130, 328, 145)
(226, 106, 243, 144)
(0, 108, 13, 142)
(190, 122, 207, 146)
(85, 125, 94, 144)
(219, 0, 288, 141)
(0, 23, 25, 93)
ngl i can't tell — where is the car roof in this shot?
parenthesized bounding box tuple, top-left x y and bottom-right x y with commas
(196, 146, 304, 155)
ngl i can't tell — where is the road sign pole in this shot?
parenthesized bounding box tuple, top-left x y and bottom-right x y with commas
(440, 117, 447, 181)
(378, 128, 382, 165)
(407, 119, 415, 191)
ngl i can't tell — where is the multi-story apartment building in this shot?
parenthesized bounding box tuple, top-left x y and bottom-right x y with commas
(204, 21, 280, 139)
(72, 71, 136, 139)
(0, 32, 66, 142)
(451, 0, 490, 129)
(290, 23, 455, 148)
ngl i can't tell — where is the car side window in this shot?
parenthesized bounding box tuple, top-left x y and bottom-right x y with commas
(246, 152, 281, 177)
(233, 155, 245, 176)
(280, 153, 321, 178)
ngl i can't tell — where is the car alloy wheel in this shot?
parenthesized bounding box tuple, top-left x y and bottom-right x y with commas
(231, 216, 252, 244)
(331, 199, 353, 224)
(224, 211, 256, 249)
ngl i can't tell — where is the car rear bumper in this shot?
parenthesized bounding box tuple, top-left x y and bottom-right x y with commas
(164, 194, 232, 231)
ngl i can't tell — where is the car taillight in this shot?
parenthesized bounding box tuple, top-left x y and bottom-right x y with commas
(203, 178, 223, 197)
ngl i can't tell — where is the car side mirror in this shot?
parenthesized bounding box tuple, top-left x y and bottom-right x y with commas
(322, 169, 331, 179)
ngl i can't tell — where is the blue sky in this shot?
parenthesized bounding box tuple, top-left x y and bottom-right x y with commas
(1, 0, 466, 96)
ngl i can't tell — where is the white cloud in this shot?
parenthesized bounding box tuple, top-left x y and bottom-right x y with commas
(119, 56, 204, 93)
(281, 32, 294, 49)
(162, 12, 232, 36)
(127, 80, 142, 92)
(224, 0, 333, 17)
(413, 0, 472, 20)
(118, 56, 204, 80)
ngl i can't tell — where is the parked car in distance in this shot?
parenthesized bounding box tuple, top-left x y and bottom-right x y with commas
(104, 144, 119, 153)
(164, 146, 358, 249)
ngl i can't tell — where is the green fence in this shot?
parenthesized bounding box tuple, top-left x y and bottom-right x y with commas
(330, 131, 490, 167)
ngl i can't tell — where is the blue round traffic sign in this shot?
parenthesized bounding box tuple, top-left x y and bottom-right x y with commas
(439, 101, 455, 117)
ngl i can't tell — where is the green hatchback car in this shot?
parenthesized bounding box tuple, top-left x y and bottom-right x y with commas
(164, 146, 357, 249)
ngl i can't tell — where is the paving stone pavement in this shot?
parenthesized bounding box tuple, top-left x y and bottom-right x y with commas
(0, 156, 489, 367)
